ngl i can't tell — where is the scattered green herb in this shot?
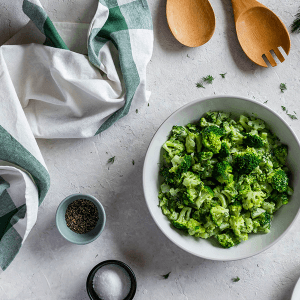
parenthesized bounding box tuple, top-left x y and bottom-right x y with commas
(291, 8, 300, 33)
(220, 73, 227, 78)
(280, 83, 287, 93)
(187, 54, 190, 58)
(132, 160, 135, 165)
(108, 156, 115, 164)
(136, 109, 138, 113)
(288, 114, 298, 120)
(202, 75, 215, 84)
(232, 277, 240, 282)
(281, 106, 297, 120)
(196, 82, 205, 88)
(264, 100, 268, 104)
(148, 103, 150, 107)
(161, 272, 171, 279)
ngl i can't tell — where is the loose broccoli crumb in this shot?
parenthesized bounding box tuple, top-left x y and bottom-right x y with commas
(158, 111, 293, 248)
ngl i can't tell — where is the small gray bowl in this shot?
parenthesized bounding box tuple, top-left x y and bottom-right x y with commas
(56, 193, 106, 245)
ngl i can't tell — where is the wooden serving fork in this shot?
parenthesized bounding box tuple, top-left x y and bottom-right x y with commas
(230, 0, 291, 67)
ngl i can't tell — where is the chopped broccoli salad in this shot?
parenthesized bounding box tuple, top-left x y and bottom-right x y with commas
(158, 111, 293, 248)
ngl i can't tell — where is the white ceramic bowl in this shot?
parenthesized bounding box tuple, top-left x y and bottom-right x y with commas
(143, 95, 300, 261)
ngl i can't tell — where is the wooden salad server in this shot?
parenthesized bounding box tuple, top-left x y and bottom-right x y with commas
(166, 0, 216, 47)
(230, 0, 291, 67)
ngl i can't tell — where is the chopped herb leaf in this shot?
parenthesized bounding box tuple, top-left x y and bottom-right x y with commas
(232, 277, 240, 282)
(132, 160, 135, 165)
(161, 272, 171, 279)
(187, 54, 190, 58)
(136, 109, 138, 113)
(280, 83, 287, 93)
(196, 82, 205, 88)
(288, 114, 298, 120)
(148, 103, 150, 107)
(281, 106, 287, 111)
(291, 10, 300, 33)
(108, 156, 115, 164)
(220, 73, 227, 78)
(202, 75, 215, 84)
(264, 100, 268, 104)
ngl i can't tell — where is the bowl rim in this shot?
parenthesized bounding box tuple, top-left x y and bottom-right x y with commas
(55, 193, 106, 245)
(142, 94, 300, 261)
(86, 260, 137, 300)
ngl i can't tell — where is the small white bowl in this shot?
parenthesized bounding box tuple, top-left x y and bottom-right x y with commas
(143, 95, 300, 261)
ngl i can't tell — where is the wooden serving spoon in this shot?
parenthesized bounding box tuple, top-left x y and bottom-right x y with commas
(166, 0, 216, 47)
(231, 0, 291, 67)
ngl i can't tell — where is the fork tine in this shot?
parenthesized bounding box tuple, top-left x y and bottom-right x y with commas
(265, 52, 277, 67)
(273, 48, 285, 63)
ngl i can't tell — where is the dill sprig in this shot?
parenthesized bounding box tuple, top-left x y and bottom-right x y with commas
(280, 83, 287, 93)
(107, 156, 115, 164)
(281, 106, 298, 120)
(196, 82, 205, 88)
(291, 9, 300, 33)
(220, 73, 227, 78)
(202, 75, 215, 84)
(232, 276, 240, 282)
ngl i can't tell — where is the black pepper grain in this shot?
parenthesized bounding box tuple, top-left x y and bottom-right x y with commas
(65, 199, 99, 234)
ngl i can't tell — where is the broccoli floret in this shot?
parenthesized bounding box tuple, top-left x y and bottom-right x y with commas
(183, 188, 199, 206)
(273, 144, 288, 165)
(219, 142, 230, 158)
(210, 205, 230, 226)
(171, 207, 192, 230)
(251, 207, 266, 218)
(239, 115, 252, 132)
(273, 192, 289, 210)
(213, 161, 234, 184)
(242, 190, 266, 210)
(163, 137, 185, 159)
(243, 133, 264, 148)
(197, 151, 214, 162)
(160, 165, 177, 185)
(248, 117, 266, 131)
(205, 111, 230, 126)
(182, 171, 202, 188)
(268, 168, 289, 193)
(171, 125, 189, 142)
(203, 215, 219, 237)
(185, 132, 202, 153)
(213, 186, 228, 208)
(169, 154, 192, 174)
(229, 201, 242, 217)
(233, 147, 261, 175)
(216, 231, 239, 248)
(228, 124, 245, 144)
(201, 126, 225, 154)
(229, 216, 248, 241)
(254, 212, 271, 233)
(187, 218, 206, 236)
(261, 201, 276, 214)
(194, 185, 214, 208)
(222, 182, 239, 202)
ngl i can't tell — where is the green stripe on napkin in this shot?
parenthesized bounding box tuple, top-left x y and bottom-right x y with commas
(23, 0, 68, 50)
(0, 126, 50, 204)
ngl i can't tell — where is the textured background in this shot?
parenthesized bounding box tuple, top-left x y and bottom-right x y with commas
(1, 0, 300, 299)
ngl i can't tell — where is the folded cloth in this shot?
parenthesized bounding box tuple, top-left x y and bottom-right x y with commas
(0, 0, 153, 271)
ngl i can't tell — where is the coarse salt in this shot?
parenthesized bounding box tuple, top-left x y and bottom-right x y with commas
(93, 264, 131, 300)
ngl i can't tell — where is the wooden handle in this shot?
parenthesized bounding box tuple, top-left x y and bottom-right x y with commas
(231, 0, 264, 23)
